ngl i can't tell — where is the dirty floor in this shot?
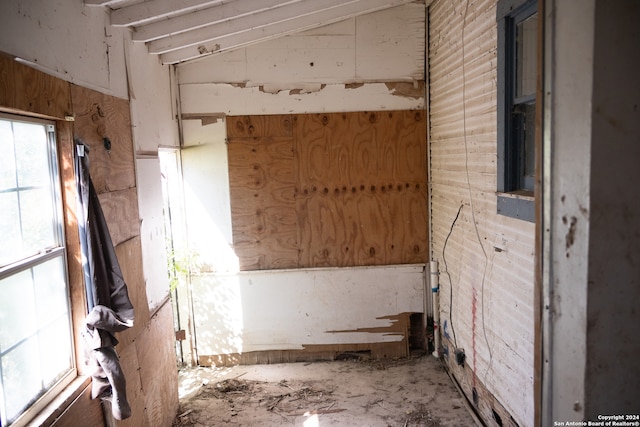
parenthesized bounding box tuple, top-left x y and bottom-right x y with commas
(172, 354, 478, 427)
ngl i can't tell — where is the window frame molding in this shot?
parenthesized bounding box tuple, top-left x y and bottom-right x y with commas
(496, 0, 537, 223)
(0, 113, 77, 427)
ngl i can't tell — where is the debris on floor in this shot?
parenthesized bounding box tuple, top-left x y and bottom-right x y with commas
(173, 354, 477, 426)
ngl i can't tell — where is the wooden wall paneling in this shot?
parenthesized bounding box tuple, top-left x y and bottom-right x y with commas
(70, 84, 135, 193)
(295, 110, 428, 268)
(295, 112, 359, 188)
(107, 343, 147, 427)
(50, 384, 105, 427)
(0, 52, 72, 119)
(227, 135, 298, 270)
(387, 185, 429, 263)
(296, 191, 347, 267)
(226, 114, 293, 138)
(135, 303, 179, 427)
(228, 110, 427, 270)
(97, 187, 141, 247)
(56, 120, 92, 376)
(114, 236, 150, 350)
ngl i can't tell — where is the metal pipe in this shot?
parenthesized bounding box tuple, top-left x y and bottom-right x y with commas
(430, 260, 440, 357)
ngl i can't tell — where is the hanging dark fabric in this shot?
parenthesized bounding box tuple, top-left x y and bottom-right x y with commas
(74, 140, 135, 421)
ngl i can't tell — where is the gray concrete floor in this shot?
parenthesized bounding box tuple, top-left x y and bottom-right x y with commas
(172, 354, 478, 426)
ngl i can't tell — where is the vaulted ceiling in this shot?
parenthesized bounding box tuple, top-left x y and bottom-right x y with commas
(86, 0, 421, 65)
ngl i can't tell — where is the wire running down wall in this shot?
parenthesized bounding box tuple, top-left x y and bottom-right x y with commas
(226, 110, 428, 271)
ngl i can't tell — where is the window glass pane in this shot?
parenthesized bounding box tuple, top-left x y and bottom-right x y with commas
(0, 270, 37, 351)
(13, 121, 50, 189)
(523, 102, 536, 186)
(34, 256, 69, 327)
(0, 192, 21, 267)
(19, 187, 57, 253)
(0, 120, 17, 191)
(39, 316, 73, 387)
(0, 115, 73, 426)
(516, 13, 537, 98)
(1, 336, 42, 424)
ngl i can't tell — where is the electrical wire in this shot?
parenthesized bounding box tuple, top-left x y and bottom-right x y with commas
(442, 203, 463, 349)
(460, 0, 494, 378)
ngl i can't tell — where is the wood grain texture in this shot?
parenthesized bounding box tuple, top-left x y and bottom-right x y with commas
(227, 110, 428, 270)
(136, 303, 179, 427)
(98, 188, 141, 247)
(114, 236, 150, 350)
(228, 136, 298, 270)
(226, 114, 293, 138)
(108, 343, 147, 427)
(56, 120, 91, 376)
(0, 52, 72, 119)
(70, 84, 135, 194)
(50, 384, 105, 427)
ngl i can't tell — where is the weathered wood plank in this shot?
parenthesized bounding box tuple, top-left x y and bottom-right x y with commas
(228, 135, 298, 270)
(227, 110, 427, 270)
(136, 303, 179, 427)
(295, 110, 428, 267)
(70, 84, 135, 193)
(0, 52, 72, 119)
(50, 384, 104, 427)
(98, 187, 141, 247)
(107, 342, 147, 427)
(226, 114, 293, 138)
(115, 236, 150, 349)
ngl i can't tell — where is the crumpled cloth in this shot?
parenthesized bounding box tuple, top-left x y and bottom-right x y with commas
(75, 141, 135, 420)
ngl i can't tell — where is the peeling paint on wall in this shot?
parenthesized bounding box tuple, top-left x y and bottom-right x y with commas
(385, 81, 425, 99)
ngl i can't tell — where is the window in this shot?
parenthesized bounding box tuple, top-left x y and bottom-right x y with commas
(497, 0, 538, 222)
(0, 114, 74, 427)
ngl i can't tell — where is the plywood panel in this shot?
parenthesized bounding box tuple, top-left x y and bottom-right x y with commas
(98, 187, 141, 247)
(114, 236, 150, 349)
(50, 384, 104, 427)
(109, 343, 147, 427)
(0, 52, 72, 119)
(227, 110, 427, 270)
(295, 110, 428, 267)
(227, 135, 298, 270)
(135, 303, 179, 427)
(70, 84, 135, 194)
(226, 114, 293, 138)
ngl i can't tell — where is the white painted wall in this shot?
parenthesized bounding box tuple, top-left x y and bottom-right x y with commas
(177, 3, 428, 357)
(177, 4, 425, 116)
(544, 0, 640, 422)
(0, 0, 128, 98)
(0, 0, 177, 311)
(127, 36, 180, 311)
(192, 265, 425, 355)
(544, 0, 594, 422)
(428, 0, 535, 425)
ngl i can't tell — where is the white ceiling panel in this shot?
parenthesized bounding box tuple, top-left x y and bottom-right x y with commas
(90, 0, 424, 64)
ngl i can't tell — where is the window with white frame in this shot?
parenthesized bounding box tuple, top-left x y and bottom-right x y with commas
(0, 114, 74, 427)
(497, 0, 538, 222)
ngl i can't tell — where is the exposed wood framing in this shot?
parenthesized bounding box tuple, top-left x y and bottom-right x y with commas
(89, 0, 423, 64)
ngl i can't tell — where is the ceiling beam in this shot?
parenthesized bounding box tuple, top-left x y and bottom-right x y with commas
(84, 0, 130, 6)
(159, 0, 418, 64)
(133, 0, 301, 42)
(111, 0, 227, 27)
(148, 0, 399, 54)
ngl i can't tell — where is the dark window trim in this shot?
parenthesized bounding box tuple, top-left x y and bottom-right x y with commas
(497, 0, 537, 223)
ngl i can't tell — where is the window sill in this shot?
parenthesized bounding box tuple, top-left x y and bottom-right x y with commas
(21, 376, 92, 427)
(497, 192, 535, 222)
